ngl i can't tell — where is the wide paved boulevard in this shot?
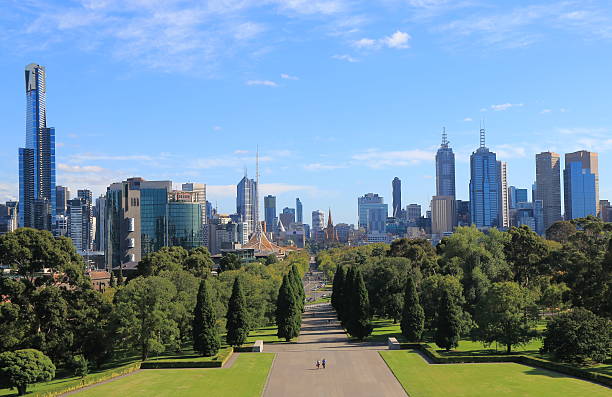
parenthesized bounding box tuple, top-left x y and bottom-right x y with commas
(262, 304, 407, 397)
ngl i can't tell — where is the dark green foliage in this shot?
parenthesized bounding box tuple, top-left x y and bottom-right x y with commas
(109, 272, 116, 288)
(184, 247, 214, 278)
(226, 277, 250, 347)
(346, 268, 372, 340)
(475, 282, 538, 353)
(68, 354, 89, 378)
(400, 273, 424, 341)
(137, 246, 189, 276)
(542, 308, 612, 364)
(265, 254, 278, 265)
(331, 266, 345, 313)
(192, 280, 220, 356)
(434, 289, 463, 351)
(219, 253, 242, 272)
(0, 349, 55, 396)
(276, 274, 301, 341)
(504, 226, 550, 287)
(289, 265, 305, 311)
(546, 221, 576, 243)
(388, 238, 439, 277)
(340, 266, 354, 327)
(361, 257, 410, 322)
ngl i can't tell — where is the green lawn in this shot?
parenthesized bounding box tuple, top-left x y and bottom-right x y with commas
(78, 353, 274, 397)
(381, 350, 612, 397)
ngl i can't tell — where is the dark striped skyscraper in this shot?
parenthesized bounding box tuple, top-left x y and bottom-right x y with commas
(535, 152, 561, 231)
(469, 128, 500, 228)
(19, 63, 56, 230)
(392, 177, 401, 218)
(435, 128, 456, 199)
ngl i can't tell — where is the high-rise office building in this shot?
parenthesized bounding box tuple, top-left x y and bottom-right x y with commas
(19, 63, 56, 230)
(68, 197, 93, 252)
(237, 175, 258, 237)
(600, 200, 612, 222)
(280, 207, 296, 229)
(182, 183, 207, 223)
(264, 195, 276, 233)
(296, 198, 303, 224)
(392, 177, 401, 218)
(508, 186, 529, 209)
(168, 200, 203, 250)
(564, 151, 598, 220)
(0, 202, 18, 234)
(498, 161, 510, 228)
(469, 128, 500, 228)
(456, 200, 471, 226)
(406, 204, 421, 222)
(431, 196, 456, 235)
(56, 186, 69, 216)
(358, 193, 388, 233)
(105, 178, 172, 269)
(312, 210, 324, 233)
(95, 196, 106, 251)
(436, 129, 456, 199)
(535, 152, 562, 231)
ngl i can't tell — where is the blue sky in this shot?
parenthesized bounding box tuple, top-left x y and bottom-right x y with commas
(1, 0, 612, 224)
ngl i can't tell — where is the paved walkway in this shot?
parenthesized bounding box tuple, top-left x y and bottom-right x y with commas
(263, 304, 407, 397)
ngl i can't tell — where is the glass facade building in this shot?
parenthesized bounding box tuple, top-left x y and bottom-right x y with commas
(296, 198, 303, 224)
(469, 130, 500, 228)
(358, 193, 388, 233)
(392, 177, 402, 218)
(237, 176, 258, 236)
(564, 161, 597, 219)
(19, 63, 56, 230)
(264, 195, 276, 233)
(168, 202, 203, 250)
(435, 130, 456, 199)
(140, 185, 170, 256)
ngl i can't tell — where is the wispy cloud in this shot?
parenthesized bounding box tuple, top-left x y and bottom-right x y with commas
(207, 182, 319, 199)
(303, 163, 348, 171)
(352, 148, 433, 168)
(332, 54, 358, 62)
(353, 30, 411, 50)
(246, 80, 278, 87)
(57, 164, 106, 173)
(540, 109, 552, 114)
(280, 73, 299, 80)
(492, 144, 527, 159)
(463, 117, 472, 122)
(68, 153, 156, 163)
(490, 103, 524, 111)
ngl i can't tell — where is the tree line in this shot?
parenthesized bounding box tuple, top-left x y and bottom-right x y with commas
(326, 218, 611, 363)
(0, 228, 309, 395)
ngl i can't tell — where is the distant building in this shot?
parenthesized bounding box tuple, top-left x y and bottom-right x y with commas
(324, 209, 338, 242)
(392, 177, 402, 218)
(358, 193, 388, 233)
(406, 204, 421, 222)
(600, 200, 612, 222)
(296, 198, 303, 224)
(469, 128, 500, 228)
(312, 210, 324, 234)
(0, 202, 18, 234)
(456, 200, 470, 226)
(19, 63, 56, 230)
(68, 197, 93, 252)
(535, 152, 562, 230)
(56, 186, 70, 216)
(498, 161, 510, 228)
(436, 129, 456, 199)
(237, 175, 258, 237)
(514, 200, 545, 235)
(95, 196, 106, 251)
(280, 207, 296, 230)
(564, 151, 598, 220)
(431, 196, 456, 235)
(264, 195, 276, 233)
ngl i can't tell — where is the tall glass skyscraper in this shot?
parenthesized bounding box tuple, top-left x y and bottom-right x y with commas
(469, 129, 500, 228)
(392, 177, 401, 218)
(237, 175, 258, 237)
(19, 63, 56, 229)
(435, 129, 456, 199)
(264, 195, 276, 233)
(564, 152, 597, 220)
(535, 152, 562, 231)
(168, 201, 203, 250)
(296, 198, 303, 224)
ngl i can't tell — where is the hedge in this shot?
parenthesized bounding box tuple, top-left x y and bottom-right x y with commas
(396, 342, 612, 388)
(140, 347, 234, 369)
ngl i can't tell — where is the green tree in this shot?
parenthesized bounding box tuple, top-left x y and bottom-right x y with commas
(475, 282, 538, 353)
(340, 266, 355, 327)
(137, 246, 188, 276)
(434, 288, 463, 351)
(219, 253, 242, 272)
(542, 308, 611, 364)
(192, 280, 220, 356)
(265, 254, 278, 265)
(539, 282, 571, 315)
(504, 226, 550, 287)
(346, 268, 372, 340)
(546, 221, 576, 243)
(184, 247, 214, 278)
(163, 270, 199, 350)
(0, 349, 55, 396)
(400, 273, 424, 341)
(388, 238, 439, 277)
(226, 277, 249, 347)
(0, 278, 31, 352)
(68, 354, 89, 378)
(421, 274, 472, 333)
(113, 276, 179, 360)
(331, 266, 345, 314)
(276, 274, 301, 341)
(30, 286, 72, 362)
(289, 265, 305, 311)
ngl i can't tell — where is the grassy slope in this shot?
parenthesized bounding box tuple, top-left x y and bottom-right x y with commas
(381, 350, 612, 397)
(78, 354, 274, 397)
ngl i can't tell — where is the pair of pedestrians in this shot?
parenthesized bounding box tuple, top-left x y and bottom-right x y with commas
(315, 359, 327, 369)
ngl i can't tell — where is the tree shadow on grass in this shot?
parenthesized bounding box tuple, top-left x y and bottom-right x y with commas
(524, 367, 570, 379)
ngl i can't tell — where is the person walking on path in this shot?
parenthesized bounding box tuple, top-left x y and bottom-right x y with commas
(322, 359, 326, 369)
(316, 360, 320, 369)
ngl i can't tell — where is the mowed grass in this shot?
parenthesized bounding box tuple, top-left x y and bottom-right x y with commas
(381, 350, 612, 397)
(78, 353, 274, 397)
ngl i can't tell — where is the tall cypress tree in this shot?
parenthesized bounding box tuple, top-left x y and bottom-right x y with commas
(340, 267, 354, 326)
(347, 268, 372, 340)
(289, 265, 304, 312)
(434, 288, 462, 351)
(400, 273, 425, 341)
(331, 266, 345, 313)
(226, 277, 249, 347)
(193, 279, 220, 356)
(276, 274, 301, 341)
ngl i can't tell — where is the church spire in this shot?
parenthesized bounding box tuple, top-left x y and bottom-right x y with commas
(327, 208, 333, 227)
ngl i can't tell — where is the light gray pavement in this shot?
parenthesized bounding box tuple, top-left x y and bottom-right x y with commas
(263, 304, 408, 397)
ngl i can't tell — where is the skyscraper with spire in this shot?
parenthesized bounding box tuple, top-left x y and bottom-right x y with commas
(19, 63, 56, 230)
(236, 172, 258, 237)
(435, 128, 456, 199)
(469, 127, 500, 228)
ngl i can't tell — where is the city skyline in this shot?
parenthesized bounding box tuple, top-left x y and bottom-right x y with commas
(2, 2, 612, 224)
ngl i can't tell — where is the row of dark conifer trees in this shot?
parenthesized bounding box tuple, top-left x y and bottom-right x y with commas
(191, 264, 306, 356)
(332, 266, 463, 349)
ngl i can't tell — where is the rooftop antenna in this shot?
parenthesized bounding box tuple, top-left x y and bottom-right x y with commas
(441, 127, 448, 148)
(479, 120, 486, 148)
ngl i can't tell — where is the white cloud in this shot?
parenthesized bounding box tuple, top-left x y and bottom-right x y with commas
(280, 73, 299, 80)
(57, 164, 106, 173)
(207, 182, 317, 199)
(352, 149, 434, 168)
(353, 30, 411, 50)
(558, 127, 607, 136)
(492, 144, 527, 159)
(0, 183, 18, 202)
(463, 117, 472, 122)
(212, 125, 222, 131)
(246, 80, 278, 87)
(303, 163, 348, 171)
(490, 103, 524, 111)
(332, 54, 358, 62)
(68, 153, 156, 162)
(540, 109, 551, 114)
(234, 150, 249, 154)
